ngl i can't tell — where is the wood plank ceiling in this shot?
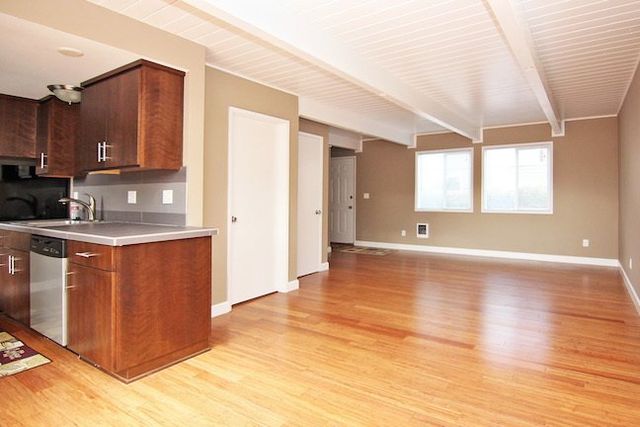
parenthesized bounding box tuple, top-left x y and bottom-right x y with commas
(88, 0, 640, 143)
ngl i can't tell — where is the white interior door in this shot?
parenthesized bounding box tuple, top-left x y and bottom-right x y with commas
(330, 156, 355, 244)
(297, 132, 324, 277)
(228, 107, 289, 305)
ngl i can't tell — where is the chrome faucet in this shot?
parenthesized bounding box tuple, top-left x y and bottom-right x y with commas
(58, 193, 97, 222)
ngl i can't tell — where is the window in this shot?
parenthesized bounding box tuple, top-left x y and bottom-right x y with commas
(415, 148, 473, 212)
(482, 142, 553, 214)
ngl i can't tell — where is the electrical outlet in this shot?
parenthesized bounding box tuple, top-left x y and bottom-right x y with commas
(630, 258, 634, 270)
(127, 191, 137, 204)
(363, 193, 370, 199)
(401, 230, 406, 237)
(582, 239, 590, 248)
(72, 191, 79, 199)
(162, 189, 173, 205)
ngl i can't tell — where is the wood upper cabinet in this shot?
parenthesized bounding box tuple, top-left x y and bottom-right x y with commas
(0, 94, 37, 159)
(36, 96, 79, 176)
(77, 60, 185, 174)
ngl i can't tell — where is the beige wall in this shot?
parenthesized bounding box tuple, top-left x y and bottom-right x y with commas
(356, 118, 619, 258)
(0, 0, 207, 227)
(299, 119, 330, 263)
(619, 68, 640, 296)
(204, 67, 299, 304)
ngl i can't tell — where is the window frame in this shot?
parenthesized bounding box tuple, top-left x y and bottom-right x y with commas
(481, 141, 554, 215)
(414, 147, 474, 213)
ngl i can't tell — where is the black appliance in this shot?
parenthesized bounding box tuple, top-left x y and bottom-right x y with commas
(0, 162, 69, 221)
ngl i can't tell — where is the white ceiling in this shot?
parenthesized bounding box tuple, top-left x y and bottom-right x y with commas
(0, 13, 137, 100)
(61, 1, 640, 142)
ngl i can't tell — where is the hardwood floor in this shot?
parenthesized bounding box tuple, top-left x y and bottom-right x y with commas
(2, 250, 640, 426)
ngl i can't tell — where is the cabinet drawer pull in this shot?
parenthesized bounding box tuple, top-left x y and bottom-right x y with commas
(75, 252, 100, 258)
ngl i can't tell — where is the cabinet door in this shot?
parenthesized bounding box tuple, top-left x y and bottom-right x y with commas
(35, 101, 50, 175)
(8, 249, 29, 325)
(0, 95, 37, 158)
(67, 264, 115, 370)
(0, 252, 10, 314)
(78, 82, 108, 172)
(104, 69, 139, 169)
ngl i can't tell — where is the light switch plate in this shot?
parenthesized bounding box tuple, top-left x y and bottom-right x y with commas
(162, 189, 173, 205)
(363, 193, 370, 199)
(127, 191, 137, 204)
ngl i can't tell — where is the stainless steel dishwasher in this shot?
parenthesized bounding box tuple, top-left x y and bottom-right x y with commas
(30, 235, 68, 346)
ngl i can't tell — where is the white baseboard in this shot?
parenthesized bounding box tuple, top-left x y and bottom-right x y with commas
(619, 264, 640, 315)
(211, 301, 232, 318)
(278, 279, 299, 293)
(319, 262, 330, 271)
(354, 240, 619, 267)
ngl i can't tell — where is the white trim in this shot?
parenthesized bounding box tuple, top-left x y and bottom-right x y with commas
(415, 147, 474, 213)
(619, 264, 640, 315)
(481, 141, 553, 215)
(355, 240, 619, 267)
(319, 262, 330, 271)
(227, 107, 290, 305)
(211, 302, 232, 318)
(278, 279, 299, 293)
(565, 114, 618, 123)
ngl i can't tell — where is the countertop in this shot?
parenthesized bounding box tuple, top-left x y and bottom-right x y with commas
(0, 220, 218, 246)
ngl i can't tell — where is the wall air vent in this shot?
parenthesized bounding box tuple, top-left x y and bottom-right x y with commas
(417, 223, 429, 239)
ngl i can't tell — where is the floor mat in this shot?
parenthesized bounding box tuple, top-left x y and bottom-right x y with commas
(0, 331, 51, 377)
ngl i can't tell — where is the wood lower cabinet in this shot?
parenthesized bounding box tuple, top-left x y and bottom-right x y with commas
(67, 237, 211, 382)
(0, 94, 37, 159)
(67, 264, 115, 371)
(0, 231, 30, 325)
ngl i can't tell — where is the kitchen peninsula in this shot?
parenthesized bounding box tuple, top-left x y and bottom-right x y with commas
(0, 221, 217, 382)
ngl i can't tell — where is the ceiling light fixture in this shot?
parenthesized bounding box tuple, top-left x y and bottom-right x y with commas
(57, 46, 84, 57)
(47, 84, 84, 104)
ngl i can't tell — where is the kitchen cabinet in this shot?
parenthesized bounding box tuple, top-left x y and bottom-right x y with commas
(67, 236, 211, 382)
(35, 96, 79, 176)
(77, 60, 185, 174)
(0, 94, 37, 159)
(0, 231, 30, 325)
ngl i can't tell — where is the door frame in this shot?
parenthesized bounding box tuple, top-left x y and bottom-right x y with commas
(297, 131, 324, 277)
(227, 106, 290, 305)
(330, 155, 356, 244)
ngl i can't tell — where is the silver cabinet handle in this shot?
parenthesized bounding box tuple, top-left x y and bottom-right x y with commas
(8, 255, 14, 275)
(40, 152, 48, 169)
(102, 143, 111, 162)
(75, 252, 100, 258)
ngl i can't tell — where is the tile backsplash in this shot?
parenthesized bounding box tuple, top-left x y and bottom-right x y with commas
(72, 168, 187, 225)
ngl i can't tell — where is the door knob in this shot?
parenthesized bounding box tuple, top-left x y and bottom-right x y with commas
(231, 216, 237, 223)
(315, 210, 322, 215)
(348, 206, 353, 209)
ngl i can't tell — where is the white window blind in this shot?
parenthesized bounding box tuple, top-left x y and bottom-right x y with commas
(482, 142, 553, 214)
(415, 148, 473, 212)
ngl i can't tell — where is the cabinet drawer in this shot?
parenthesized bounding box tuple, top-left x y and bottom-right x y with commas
(68, 241, 115, 271)
(5, 231, 31, 252)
